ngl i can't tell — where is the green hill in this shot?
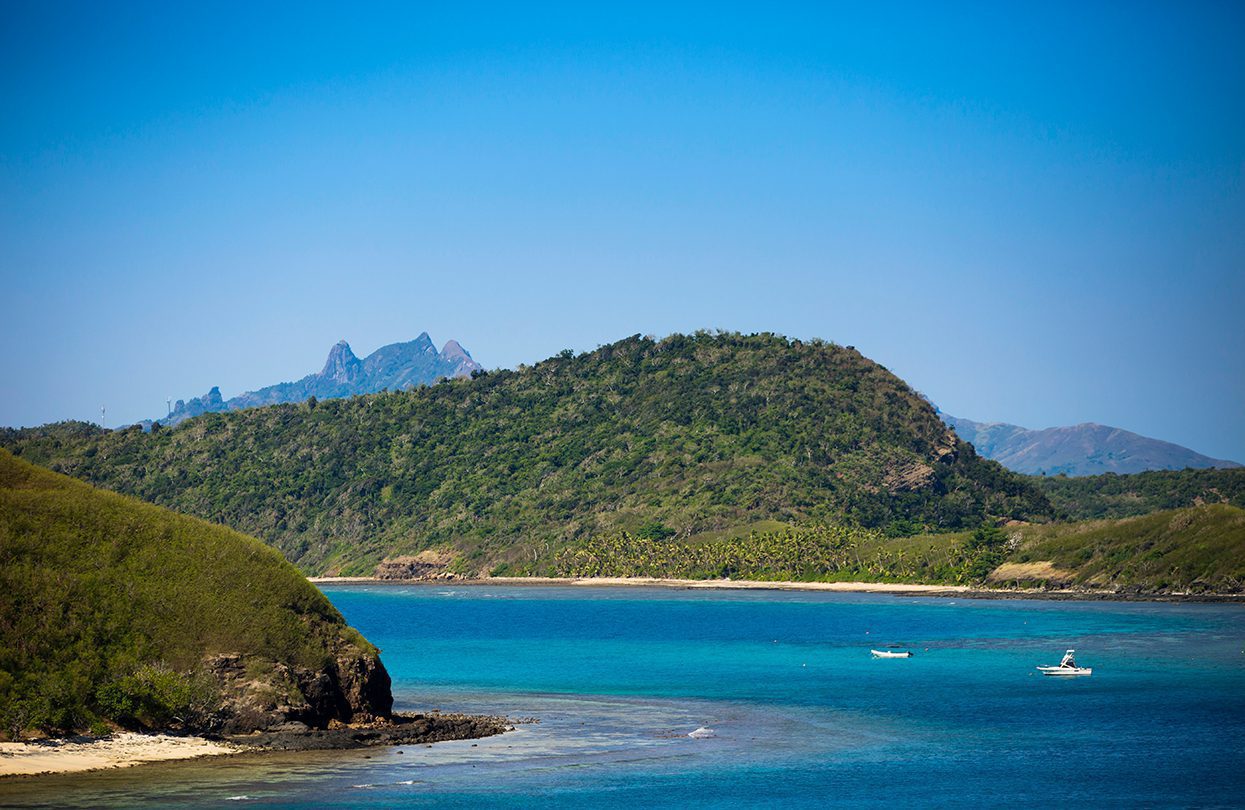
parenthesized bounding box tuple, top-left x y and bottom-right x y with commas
(990, 503, 1245, 593)
(0, 332, 1052, 575)
(1030, 467, 1245, 520)
(0, 450, 391, 739)
(554, 505, 1245, 594)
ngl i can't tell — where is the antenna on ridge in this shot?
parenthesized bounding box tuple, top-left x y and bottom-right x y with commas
(167, 398, 172, 417)
(100, 405, 106, 428)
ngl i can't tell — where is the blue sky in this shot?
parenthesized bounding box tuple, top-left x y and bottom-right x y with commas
(2, 1, 1243, 461)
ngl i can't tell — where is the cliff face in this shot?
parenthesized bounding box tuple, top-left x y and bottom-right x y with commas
(207, 650, 393, 733)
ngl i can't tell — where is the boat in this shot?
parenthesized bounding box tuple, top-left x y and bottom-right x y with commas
(871, 649, 913, 658)
(1036, 649, 1092, 676)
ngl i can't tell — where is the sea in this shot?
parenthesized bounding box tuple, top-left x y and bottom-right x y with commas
(3, 585, 1244, 808)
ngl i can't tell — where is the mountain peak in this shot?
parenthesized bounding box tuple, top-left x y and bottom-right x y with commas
(320, 340, 362, 384)
(160, 333, 482, 424)
(440, 339, 469, 361)
(942, 414, 1241, 476)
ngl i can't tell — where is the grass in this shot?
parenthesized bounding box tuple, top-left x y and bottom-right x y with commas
(0, 449, 374, 738)
(1000, 503, 1245, 592)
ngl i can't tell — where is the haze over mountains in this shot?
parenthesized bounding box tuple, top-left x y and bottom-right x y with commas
(941, 414, 1241, 477)
(162, 333, 481, 425)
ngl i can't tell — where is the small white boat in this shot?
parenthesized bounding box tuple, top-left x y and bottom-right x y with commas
(1037, 649, 1092, 676)
(871, 649, 913, 658)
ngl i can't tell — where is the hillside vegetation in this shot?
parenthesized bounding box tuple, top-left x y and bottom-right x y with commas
(0, 333, 1052, 576)
(555, 505, 1245, 594)
(1031, 468, 1245, 520)
(0, 450, 388, 739)
(995, 504, 1245, 593)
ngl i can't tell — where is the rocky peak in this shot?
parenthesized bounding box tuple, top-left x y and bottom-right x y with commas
(440, 340, 481, 375)
(160, 333, 483, 425)
(440, 339, 468, 361)
(320, 340, 362, 385)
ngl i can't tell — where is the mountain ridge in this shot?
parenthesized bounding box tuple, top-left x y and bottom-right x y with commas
(941, 414, 1241, 476)
(163, 334, 481, 425)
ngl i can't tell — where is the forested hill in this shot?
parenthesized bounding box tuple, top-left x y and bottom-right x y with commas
(1, 332, 1052, 576)
(1032, 467, 1245, 521)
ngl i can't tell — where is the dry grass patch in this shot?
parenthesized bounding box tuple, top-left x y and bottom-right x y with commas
(988, 561, 1076, 585)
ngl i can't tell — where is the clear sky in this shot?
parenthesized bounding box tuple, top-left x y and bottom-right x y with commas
(2, 1, 1243, 461)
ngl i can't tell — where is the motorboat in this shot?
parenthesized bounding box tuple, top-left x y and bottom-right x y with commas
(1037, 649, 1092, 676)
(870, 649, 913, 658)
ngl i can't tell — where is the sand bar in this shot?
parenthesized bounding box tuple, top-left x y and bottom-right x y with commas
(0, 732, 238, 778)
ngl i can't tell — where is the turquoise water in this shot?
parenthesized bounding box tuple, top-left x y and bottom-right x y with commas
(4, 586, 1244, 807)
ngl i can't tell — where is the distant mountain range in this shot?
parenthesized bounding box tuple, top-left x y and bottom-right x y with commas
(162, 333, 481, 425)
(941, 414, 1241, 476)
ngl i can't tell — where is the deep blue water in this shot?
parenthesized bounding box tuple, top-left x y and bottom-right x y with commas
(4, 586, 1244, 808)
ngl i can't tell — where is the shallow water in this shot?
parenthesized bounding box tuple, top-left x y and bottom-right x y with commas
(4, 586, 1243, 807)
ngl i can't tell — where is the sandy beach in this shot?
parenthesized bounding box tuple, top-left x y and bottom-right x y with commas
(0, 733, 239, 778)
(309, 575, 973, 594)
(307, 575, 1244, 602)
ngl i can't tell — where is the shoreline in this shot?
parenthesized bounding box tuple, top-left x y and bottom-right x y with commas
(308, 575, 1245, 603)
(0, 713, 512, 780)
(0, 732, 238, 779)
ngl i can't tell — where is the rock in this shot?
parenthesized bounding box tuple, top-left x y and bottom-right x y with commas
(374, 550, 453, 580)
(884, 461, 936, 493)
(203, 650, 393, 734)
(220, 712, 512, 752)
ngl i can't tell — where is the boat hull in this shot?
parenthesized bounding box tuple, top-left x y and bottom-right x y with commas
(871, 650, 913, 658)
(1037, 666, 1092, 676)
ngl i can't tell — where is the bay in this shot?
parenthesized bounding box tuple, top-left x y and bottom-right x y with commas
(4, 586, 1243, 807)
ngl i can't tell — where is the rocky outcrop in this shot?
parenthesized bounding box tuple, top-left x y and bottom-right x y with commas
(884, 460, 937, 493)
(374, 550, 456, 580)
(205, 650, 393, 734)
(168, 386, 225, 423)
(320, 340, 364, 385)
(223, 712, 515, 752)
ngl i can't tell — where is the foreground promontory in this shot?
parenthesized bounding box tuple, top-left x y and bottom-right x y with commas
(0, 450, 506, 761)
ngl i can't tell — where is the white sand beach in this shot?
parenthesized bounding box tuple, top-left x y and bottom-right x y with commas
(309, 575, 973, 594)
(0, 732, 239, 778)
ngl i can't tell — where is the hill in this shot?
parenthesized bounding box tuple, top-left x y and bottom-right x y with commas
(554, 504, 1245, 594)
(162, 333, 481, 425)
(942, 414, 1240, 476)
(0, 449, 391, 739)
(1031, 467, 1245, 520)
(0, 332, 1053, 576)
(989, 504, 1245, 593)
